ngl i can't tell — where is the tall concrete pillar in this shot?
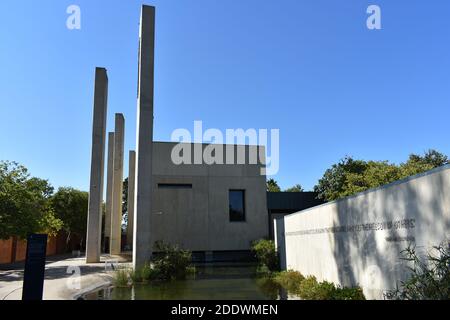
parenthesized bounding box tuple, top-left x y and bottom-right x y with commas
(104, 132, 115, 252)
(127, 150, 136, 248)
(86, 67, 108, 263)
(133, 5, 155, 268)
(110, 113, 125, 255)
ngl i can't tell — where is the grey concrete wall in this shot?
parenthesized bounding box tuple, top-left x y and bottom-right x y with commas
(104, 132, 114, 249)
(110, 114, 125, 255)
(133, 5, 155, 268)
(148, 142, 268, 252)
(86, 67, 108, 263)
(282, 165, 450, 299)
(127, 150, 136, 248)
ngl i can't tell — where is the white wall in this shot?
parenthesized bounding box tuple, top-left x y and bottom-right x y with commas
(279, 165, 450, 299)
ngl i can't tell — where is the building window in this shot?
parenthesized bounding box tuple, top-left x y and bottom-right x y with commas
(229, 190, 245, 222)
(158, 183, 192, 189)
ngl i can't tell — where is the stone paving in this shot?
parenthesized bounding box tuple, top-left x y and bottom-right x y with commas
(0, 254, 131, 300)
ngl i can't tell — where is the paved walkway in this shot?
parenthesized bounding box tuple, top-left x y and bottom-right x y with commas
(0, 254, 131, 300)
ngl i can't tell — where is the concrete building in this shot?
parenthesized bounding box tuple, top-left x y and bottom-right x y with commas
(148, 142, 268, 261)
(85, 5, 272, 265)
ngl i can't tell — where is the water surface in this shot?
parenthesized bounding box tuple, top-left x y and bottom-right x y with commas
(84, 263, 296, 300)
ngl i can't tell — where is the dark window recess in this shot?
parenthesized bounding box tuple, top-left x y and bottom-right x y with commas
(158, 183, 192, 189)
(229, 190, 246, 222)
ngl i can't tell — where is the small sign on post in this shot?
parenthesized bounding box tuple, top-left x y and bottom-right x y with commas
(22, 234, 47, 300)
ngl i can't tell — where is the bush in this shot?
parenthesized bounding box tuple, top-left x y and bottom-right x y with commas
(129, 267, 143, 284)
(251, 239, 279, 272)
(385, 241, 450, 300)
(333, 286, 366, 300)
(297, 276, 320, 299)
(274, 271, 365, 300)
(152, 241, 194, 280)
(274, 270, 304, 292)
(112, 242, 195, 285)
(113, 268, 129, 287)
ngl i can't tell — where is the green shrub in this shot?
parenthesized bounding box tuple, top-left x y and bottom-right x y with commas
(333, 286, 366, 300)
(273, 271, 365, 300)
(297, 276, 320, 299)
(129, 267, 143, 284)
(113, 268, 129, 287)
(251, 239, 279, 272)
(385, 241, 450, 300)
(311, 281, 337, 300)
(274, 270, 304, 293)
(113, 243, 195, 285)
(256, 264, 272, 276)
(152, 241, 194, 280)
(129, 264, 157, 284)
(186, 265, 196, 276)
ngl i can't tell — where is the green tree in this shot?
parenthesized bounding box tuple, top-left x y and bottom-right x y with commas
(51, 187, 88, 247)
(314, 157, 368, 201)
(266, 178, 281, 192)
(0, 161, 62, 239)
(400, 149, 449, 177)
(284, 184, 304, 192)
(314, 150, 448, 202)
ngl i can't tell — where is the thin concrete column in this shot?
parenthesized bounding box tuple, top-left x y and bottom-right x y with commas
(86, 67, 108, 263)
(110, 114, 125, 255)
(126, 150, 136, 248)
(104, 132, 115, 253)
(133, 5, 155, 268)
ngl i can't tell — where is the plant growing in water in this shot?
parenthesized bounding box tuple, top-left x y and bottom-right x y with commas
(251, 239, 279, 273)
(384, 241, 450, 300)
(112, 242, 195, 285)
(113, 268, 129, 287)
(151, 241, 195, 280)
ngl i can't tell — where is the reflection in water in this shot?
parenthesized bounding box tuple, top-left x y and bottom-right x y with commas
(83, 263, 300, 300)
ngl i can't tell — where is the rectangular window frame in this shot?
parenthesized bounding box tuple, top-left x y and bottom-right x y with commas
(229, 189, 246, 222)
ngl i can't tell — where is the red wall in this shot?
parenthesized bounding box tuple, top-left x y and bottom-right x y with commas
(0, 238, 13, 264)
(0, 233, 84, 265)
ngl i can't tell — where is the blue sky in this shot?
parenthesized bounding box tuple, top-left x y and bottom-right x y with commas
(0, 0, 449, 192)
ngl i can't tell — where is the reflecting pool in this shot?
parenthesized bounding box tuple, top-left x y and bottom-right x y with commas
(83, 263, 299, 300)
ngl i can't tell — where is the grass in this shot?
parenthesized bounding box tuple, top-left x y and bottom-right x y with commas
(113, 268, 129, 287)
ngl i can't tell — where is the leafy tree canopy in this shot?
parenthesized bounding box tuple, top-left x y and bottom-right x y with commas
(314, 150, 449, 202)
(0, 161, 62, 239)
(266, 178, 281, 192)
(51, 187, 88, 239)
(284, 184, 304, 192)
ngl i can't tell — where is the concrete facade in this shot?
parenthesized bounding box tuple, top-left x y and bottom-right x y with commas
(86, 67, 108, 263)
(277, 165, 450, 299)
(133, 5, 155, 268)
(148, 142, 268, 253)
(104, 131, 115, 251)
(110, 114, 125, 255)
(127, 150, 136, 248)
